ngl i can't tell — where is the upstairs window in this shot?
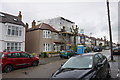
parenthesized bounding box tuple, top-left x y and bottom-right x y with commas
(7, 25, 22, 36)
(43, 30, 51, 38)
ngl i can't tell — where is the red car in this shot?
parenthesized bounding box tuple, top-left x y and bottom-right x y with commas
(0, 51, 39, 73)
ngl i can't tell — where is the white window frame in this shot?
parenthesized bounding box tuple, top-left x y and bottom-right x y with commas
(6, 42, 22, 51)
(7, 25, 22, 37)
(43, 30, 51, 38)
(43, 43, 51, 52)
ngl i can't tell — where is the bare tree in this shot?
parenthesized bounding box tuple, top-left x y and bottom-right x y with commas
(70, 25, 79, 51)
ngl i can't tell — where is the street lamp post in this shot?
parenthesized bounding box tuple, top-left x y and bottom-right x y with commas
(106, 0, 114, 61)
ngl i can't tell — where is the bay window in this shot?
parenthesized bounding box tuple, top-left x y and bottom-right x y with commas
(6, 42, 22, 51)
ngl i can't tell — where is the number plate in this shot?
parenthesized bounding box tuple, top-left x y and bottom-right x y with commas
(61, 53, 64, 54)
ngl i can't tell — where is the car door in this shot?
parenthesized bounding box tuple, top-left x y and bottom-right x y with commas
(93, 54, 104, 79)
(98, 53, 107, 78)
(7, 53, 23, 67)
(20, 53, 32, 66)
(99, 53, 109, 78)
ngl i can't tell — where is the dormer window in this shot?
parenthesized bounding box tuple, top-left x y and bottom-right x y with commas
(0, 13, 5, 17)
(13, 18, 17, 21)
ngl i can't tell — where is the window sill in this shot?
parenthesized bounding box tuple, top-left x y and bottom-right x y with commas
(6, 35, 22, 37)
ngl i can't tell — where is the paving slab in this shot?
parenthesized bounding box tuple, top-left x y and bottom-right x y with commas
(109, 55, 120, 79)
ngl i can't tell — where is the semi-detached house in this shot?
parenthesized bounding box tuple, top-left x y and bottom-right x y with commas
(26, 21, 64, 55)
(0, 11, 25, 52)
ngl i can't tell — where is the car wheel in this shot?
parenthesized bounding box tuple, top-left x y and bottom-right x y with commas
(32, 61, 38, 66)
(3, 64, 13, 73)
(107, 68, 111, 78)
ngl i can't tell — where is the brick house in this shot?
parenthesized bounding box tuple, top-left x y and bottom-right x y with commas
(25, 21, 67, 55)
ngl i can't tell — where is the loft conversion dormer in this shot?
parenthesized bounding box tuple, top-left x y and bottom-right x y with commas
(0, 13, 5, 17)
(13, 18, 18, 22)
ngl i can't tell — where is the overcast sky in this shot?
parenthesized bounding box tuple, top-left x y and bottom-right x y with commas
(0, 0, 119, 43)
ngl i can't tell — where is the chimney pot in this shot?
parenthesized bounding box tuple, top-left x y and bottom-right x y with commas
(25, 23, 29, 31)
(18, 11, 22, 21)
(32, 20, 36, 28)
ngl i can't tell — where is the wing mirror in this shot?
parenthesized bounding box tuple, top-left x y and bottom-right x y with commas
(97, 63, 103, 67)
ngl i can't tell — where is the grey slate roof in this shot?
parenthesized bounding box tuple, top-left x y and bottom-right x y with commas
(0, 12, 25, 26)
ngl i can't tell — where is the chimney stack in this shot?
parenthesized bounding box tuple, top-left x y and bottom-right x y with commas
(25, 23, 29, 31)
(32, 20, 36, 28)
(18, 11, 22, 21)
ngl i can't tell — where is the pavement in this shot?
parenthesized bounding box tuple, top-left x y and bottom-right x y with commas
(109, 55, 120, 80)
(39, 56, 64, 65)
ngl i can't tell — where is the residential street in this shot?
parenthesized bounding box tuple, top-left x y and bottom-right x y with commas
(0, 1, 119, 80)
(2, 50, 120, 79)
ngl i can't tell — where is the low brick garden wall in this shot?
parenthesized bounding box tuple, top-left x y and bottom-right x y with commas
(40, 52, 60, 58)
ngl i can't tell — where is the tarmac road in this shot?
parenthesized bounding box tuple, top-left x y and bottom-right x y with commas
(2, 59, 67, 78)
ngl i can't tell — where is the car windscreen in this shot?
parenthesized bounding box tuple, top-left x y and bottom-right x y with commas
(62, 55, 93, 69)
(0, 53, 3, 59)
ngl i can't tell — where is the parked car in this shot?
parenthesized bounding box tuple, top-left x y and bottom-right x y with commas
(93, 46, 102, 52)
(84, 47, 92, 53)
(0, 51, 39, 73)
(59, 50, 76, 59)
(105, 46, 110, 50)
(112, 48, 120, 55)
(50, 53, 111, 80)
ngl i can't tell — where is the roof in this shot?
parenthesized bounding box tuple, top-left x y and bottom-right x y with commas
(27, 23, 59, 32)
(78, 34, 90, 38)
(89, 37, 96, 40)
(60, 32, 73, 34)
(0, 12, 25, 26)
(38, 17, 75, 24)
(96, 38, 105, 41)
(60, 17, 75, 24)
